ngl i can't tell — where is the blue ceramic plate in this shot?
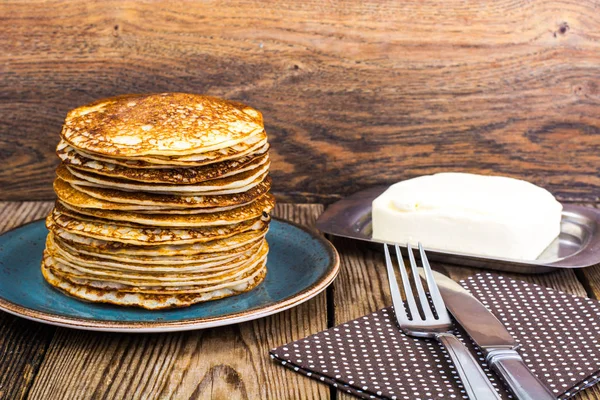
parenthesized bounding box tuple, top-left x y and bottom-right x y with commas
(0, 218, 339, 332)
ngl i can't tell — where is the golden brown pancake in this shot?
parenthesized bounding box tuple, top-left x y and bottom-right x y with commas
(57, 162, 270, 194)
(66, 153, 270, 187)
(48, 239, 268, 282)
(54, 178, 268, 215)
(52, 219, 269, 253)
(58, 140, 269, 184)
(58, 136, 269, 169)
(50, 232, 264, 267)
(42, 255, 267, 309)
(52, 255, 267, 293)
(55, 193, 275, 227)
(63, 175, 271, 208)
(51, 224, 269, 256)
(47, 208, 270, 245)
(111, 134, 268, 166)
(61, 93, 264, 157)
(54, 179, 244, 213)
(48, 234, 267, 276)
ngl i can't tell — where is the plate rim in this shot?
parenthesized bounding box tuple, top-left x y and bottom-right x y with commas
(0, 217, 340, 332)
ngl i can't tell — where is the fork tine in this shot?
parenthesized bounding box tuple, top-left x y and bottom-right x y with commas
(384, 244, 408, 325)
(394, 244, 421, 321)
(407, 244, 435, 320)
(418, 243, 450, 322)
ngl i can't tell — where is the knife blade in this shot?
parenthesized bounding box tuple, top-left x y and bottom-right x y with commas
(424, 270, 555, 400)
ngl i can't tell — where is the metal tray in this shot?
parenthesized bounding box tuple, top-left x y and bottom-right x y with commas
(316, 186, 600, 273)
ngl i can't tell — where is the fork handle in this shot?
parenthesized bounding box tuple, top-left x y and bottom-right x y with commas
(436, 333, 502, 400)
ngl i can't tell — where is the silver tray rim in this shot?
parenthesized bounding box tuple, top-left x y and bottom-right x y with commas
(315, 186, 600, 274)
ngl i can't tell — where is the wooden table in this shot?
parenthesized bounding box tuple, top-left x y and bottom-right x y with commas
(1, 201, 600, 400)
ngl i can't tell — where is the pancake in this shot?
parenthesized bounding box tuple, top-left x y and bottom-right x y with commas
(61, 93, 264, 157)
(51, 224, 268, 256)
(131, 207, 246, 215)
(45, 244, 267, 289)
(50, 253, 267, 293)
(112, 134, 268, 166)
(58, 162, 270, 194)
(58, 140, 269, 184)
(49, 239, 268, 281)
(61, 174, 271, 209)
(55, 193, 275, 227)
(47, 209, 269, 245)
(66, 152, 270, 187)
(58, 136, 269, 169)
(55, 174, 274, 215)
(73, 139, 269, 168)
(53, 256, 260, 285)
(42, 255, 267, 309)
(50, 237, 267, 278)
(50, 233, 264, 267)
(54, 179, 248, 213)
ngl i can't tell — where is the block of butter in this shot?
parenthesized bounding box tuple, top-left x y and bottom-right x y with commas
(371, 173, 563, 260)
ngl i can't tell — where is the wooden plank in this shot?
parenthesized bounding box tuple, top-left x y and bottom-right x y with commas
(576, 203, 600, 301)
(26, 204, 330, 400)
(330, 236, 595, 399)
(580, 264, 600, 300)
(0, 201, 55, 400)
(2, 0, 600, 202)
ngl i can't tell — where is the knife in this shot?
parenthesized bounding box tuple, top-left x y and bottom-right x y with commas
(423, 270, 556, 400)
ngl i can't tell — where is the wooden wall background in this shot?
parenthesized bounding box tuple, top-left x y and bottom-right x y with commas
(1, 0, 599, 203)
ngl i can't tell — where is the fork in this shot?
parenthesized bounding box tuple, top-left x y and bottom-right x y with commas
(384, 243, 501, 400)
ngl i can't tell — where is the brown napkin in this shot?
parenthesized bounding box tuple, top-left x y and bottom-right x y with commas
(270, 273, 600, 399)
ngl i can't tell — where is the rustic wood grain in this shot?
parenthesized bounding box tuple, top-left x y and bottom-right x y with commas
(2, 0, 600, 202)
(330, 236, 595, 400)
(580, 264, 600, 300)
(26, 204, 330, 400)
(575, 382, 600, 400)
(576, 203, 600, 302)
(0, 201, 55, 400)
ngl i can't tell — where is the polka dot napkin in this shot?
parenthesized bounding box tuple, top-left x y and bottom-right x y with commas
(270, 273, 600, 399)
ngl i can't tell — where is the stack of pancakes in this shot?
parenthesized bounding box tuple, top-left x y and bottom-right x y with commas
(42, 93, 275, 309)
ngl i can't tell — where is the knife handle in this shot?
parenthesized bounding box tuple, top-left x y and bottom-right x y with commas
(487, 348, 555, 400)
(436, 333, 501, 400)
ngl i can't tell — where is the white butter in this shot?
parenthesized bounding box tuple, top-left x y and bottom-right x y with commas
(371, 173, 563, 260)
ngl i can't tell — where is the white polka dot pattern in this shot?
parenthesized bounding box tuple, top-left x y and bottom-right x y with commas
(270, 273, 600, 400)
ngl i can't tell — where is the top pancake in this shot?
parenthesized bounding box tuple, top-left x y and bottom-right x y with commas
(61, 93, 264, 157)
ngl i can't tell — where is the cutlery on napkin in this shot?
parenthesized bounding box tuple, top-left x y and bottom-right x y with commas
(271, 273, 600, 399)
(424, 270, 554, 400)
